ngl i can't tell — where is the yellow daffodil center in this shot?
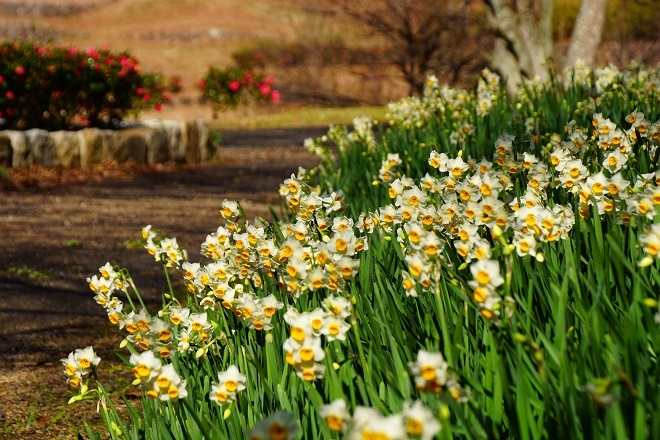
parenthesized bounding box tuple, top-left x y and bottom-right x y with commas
(406, 418, 424, 435)
(421, 365, 436, 381)
(326, 415, 343, 431)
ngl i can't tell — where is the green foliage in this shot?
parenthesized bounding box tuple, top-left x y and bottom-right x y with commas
(8, 265, 55, 281)
(65, 63, 660, 439)
(0, 42, 169, 130)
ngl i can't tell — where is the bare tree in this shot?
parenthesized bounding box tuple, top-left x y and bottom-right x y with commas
(484, 0, 554, 95)
(299, 0, 488, 96)
(485, 0, 610, 94)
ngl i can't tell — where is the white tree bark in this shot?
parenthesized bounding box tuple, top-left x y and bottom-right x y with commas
(566, 0, 609, 67)
(486, 0, 610, 93)
(485, 0, 554, 94)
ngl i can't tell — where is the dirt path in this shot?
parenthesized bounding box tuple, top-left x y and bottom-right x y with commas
(0, 126, 325, 438)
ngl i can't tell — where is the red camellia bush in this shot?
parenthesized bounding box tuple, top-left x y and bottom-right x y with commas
(0, 42, 170, 130)
(198, 66, 280, 117)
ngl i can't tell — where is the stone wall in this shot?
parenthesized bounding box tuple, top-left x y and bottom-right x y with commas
(0, 119, 216, 168)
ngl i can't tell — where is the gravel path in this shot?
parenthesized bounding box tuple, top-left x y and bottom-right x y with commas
(0, 127, 326, 362)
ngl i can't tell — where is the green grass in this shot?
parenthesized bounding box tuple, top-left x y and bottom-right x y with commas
(210, 105, 389, 130)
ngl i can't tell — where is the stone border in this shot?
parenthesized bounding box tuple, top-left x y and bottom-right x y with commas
(0, 119, 216, 168)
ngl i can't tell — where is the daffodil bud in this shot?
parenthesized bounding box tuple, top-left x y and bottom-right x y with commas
(223, 407, 232, 420)
(535, 252, 545, 263)
(440, 404, 451, 420)
(265, 333, 274, 344)
(642, 298, 658, 308)
(513, 333, 527, 343)
(492, 224, 503, 238)
(80, 384, 88, 394)
(333, 362, 340, 370)
(120, 338, 129, 348)
(458, 262, 469, 270)
(638, 256, 654, 268)
(132, 378, 142, 386)
(196, 347, 207, 359)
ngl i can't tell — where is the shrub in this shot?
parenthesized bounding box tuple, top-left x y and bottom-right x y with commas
(198, 66, 280, 116)
(0, 42, 169, 130)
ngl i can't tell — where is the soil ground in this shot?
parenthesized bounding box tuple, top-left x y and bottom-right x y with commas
(0, 127, 325, 439)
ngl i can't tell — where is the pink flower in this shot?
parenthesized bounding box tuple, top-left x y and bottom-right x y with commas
(37, 46, 46, 56)
(265, 76, 274, 85)
(53, 91, 63, 99)
(259, 83, 271, 96)
(270, 90, 281, 103)
(229, 80, 241, 92)
(142, 93, 151, 102)
(5, 91, 14, 100)
(155, 103, 163, 112)
(197, 79, 206, 89)
(0, 75, 4, 84)
(86, 48, 99, 59)
(136, 87, 144, 96)
(14, 66, 25, 76)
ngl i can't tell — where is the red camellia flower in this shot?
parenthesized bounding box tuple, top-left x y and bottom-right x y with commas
(14, 66, 25, 76)
(258, 83, 271, 96)
(86, 47, 99, 59)
(6, 90, 15, 99)
(271, 90, 281, 103)
(229, 80, 240, 92)
(197, 79, 206, 89)
(0, 75, 4, 83)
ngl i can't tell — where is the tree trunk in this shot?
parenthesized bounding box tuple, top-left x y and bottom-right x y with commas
(565, 0, 609, 67)
(485, 0, 554, 95)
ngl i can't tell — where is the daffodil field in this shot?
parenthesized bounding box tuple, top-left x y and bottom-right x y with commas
(64, 62, 660, 439)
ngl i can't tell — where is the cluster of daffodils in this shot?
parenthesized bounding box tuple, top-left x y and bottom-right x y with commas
(318, 349, 465, 439)
(320, 400, 440, 440)
(210, 365, 247, 406)
(361, 132, 576, 319)
(378, 152, 403, 183)
(563, 60, 659, 97)
(61, 346, 101, 390)
(129, 350, 187, 401)
(88, 261, 180, 356)
(283, 295, 352, 381)
(476, 68, 502, 117)
(142, 225, 187, 268)
(347, 115, 376, 150)
(553, 111, 660, 220)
